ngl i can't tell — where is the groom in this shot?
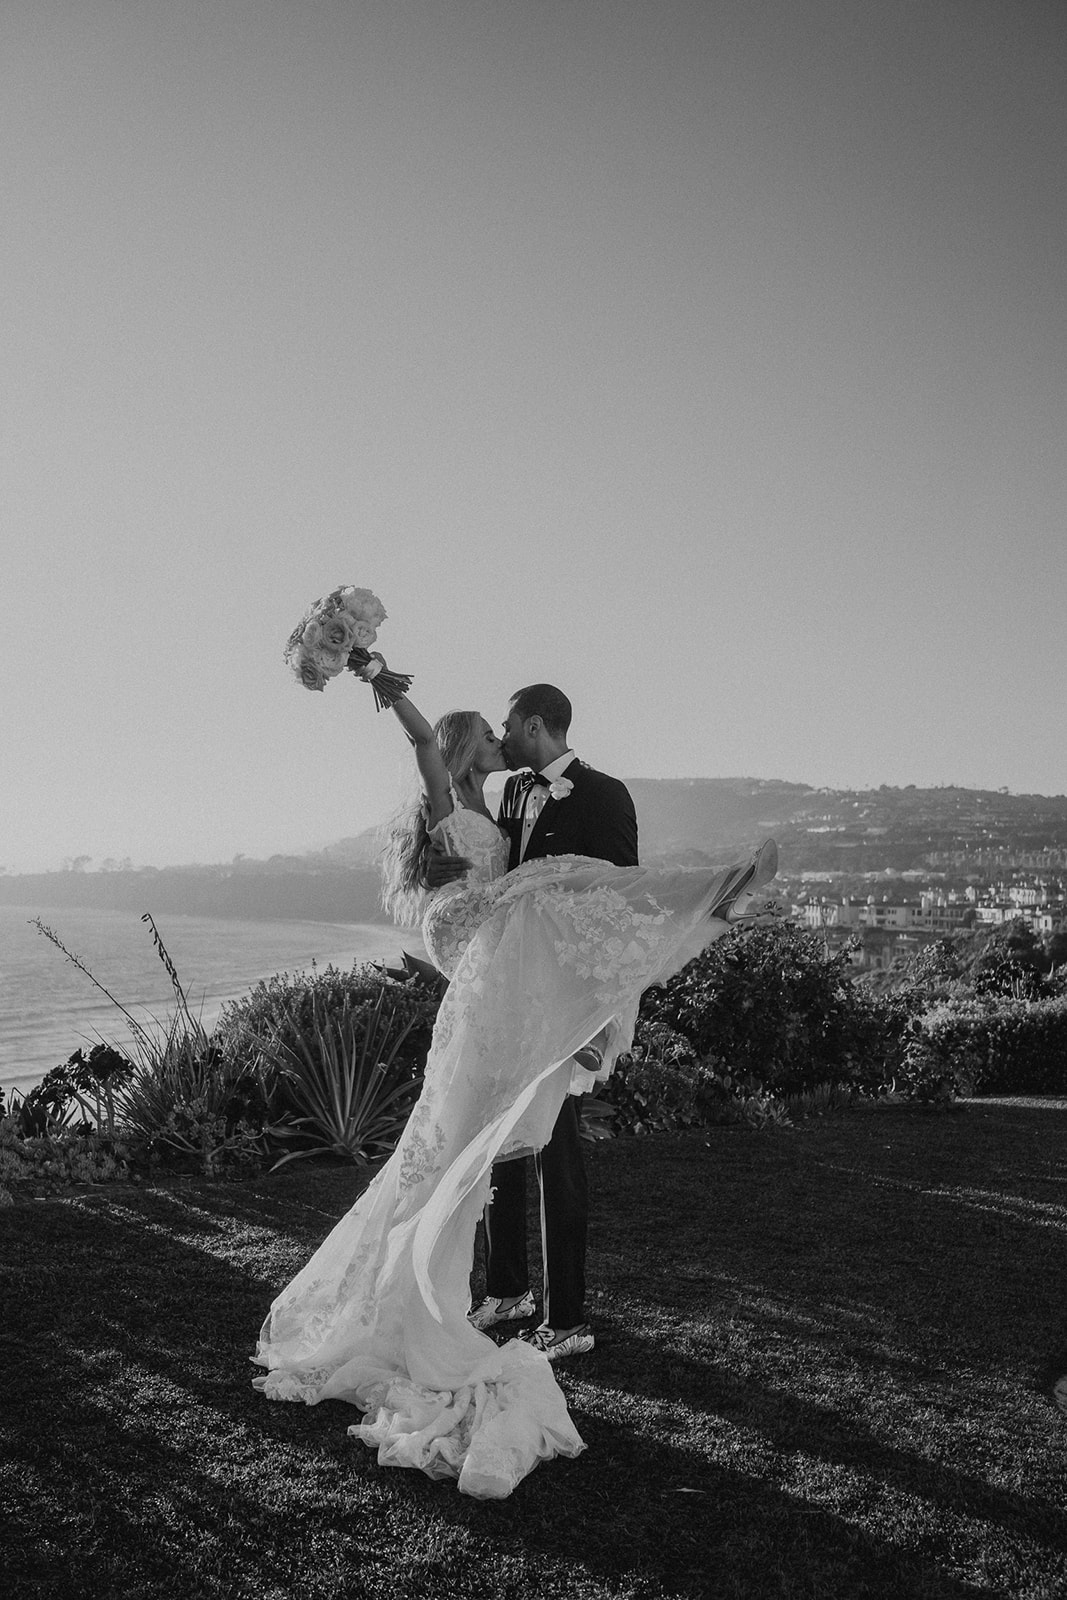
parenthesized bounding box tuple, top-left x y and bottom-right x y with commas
(429, 682, 638, 1360)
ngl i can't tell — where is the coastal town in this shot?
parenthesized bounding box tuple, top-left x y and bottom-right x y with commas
(792, 875, 1067, 971)
(769, 785, 1067, 973)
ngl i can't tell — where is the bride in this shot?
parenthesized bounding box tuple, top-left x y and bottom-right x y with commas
(253, 678, 778, 1499)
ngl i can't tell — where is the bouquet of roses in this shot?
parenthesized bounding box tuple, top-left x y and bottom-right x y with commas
(284, 586, 413, 709)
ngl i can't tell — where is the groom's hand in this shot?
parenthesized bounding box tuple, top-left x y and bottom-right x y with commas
(423, 842, 472, 889)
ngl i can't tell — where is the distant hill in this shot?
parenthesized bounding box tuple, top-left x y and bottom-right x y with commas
(625, 778, 816, 859)
(4, 781, 1064, 922)
(309, 778, 815, 870)
(272, 778, 1067, 879)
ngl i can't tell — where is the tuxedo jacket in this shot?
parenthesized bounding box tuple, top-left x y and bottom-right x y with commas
(499, 758, 639, 873)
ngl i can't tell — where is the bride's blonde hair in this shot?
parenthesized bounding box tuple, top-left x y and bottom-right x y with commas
(379, 710, 487, 926)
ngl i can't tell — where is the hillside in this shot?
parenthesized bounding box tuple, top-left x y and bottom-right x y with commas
(320, 777, 818, 868)
(5, 780, 1065, 923)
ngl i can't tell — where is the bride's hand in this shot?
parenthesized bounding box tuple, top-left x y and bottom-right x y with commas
(347, 649, 386, 680)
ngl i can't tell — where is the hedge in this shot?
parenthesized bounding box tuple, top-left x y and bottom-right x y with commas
(908, 994, 1067, 1097)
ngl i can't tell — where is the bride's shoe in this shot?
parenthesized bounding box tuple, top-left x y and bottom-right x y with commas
(749, 838, 778, 889)
(727, 893, 787, 927)
(707, 839, 778, 922)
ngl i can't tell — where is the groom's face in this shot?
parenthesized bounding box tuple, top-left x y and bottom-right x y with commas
(501, 706, 535, 771)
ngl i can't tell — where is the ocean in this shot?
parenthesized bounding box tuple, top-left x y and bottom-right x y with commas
(0, 902, 425, 1100)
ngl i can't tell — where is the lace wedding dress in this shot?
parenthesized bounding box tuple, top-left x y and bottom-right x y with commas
(254, 798, 774, 1498)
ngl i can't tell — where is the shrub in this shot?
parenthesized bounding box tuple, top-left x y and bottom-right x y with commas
(908, 994, 1067, 1098)
(601, 1028, 797, 1137)
(600, 1055, 710, 1136)
(637, 923, 906, 1101)
(893, 921, 1057, 1007)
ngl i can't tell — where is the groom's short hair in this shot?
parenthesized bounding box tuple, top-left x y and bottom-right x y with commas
(510, 684, 572, 738)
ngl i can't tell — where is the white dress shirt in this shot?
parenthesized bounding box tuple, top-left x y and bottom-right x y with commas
(519, 749, 575, 862)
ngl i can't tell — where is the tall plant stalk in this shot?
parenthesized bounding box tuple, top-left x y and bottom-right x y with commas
(31, 919, 154, 1052)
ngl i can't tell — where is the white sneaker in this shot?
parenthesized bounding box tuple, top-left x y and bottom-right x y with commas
(521, 1323, 595, 1361)
(468, 1290, 536, 1331)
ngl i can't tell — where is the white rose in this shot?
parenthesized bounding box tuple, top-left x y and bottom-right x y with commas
(317, 648, 349, 677)
(319, 612, 359, 653)
(342, 588, 387, 627)
(294, 653, 327, 692)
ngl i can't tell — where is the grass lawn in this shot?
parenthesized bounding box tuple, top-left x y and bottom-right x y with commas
(2, 1101, 1066, 1599)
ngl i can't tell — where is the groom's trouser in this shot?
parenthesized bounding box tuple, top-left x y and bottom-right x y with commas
(484, 1095, 588, 1330)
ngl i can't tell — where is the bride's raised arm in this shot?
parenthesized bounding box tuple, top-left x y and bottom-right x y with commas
(385, 690, 452, 830)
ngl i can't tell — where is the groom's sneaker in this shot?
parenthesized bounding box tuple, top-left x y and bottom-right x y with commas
(521, 1323, 595, 1361)
(468, 1291, 536, 1331)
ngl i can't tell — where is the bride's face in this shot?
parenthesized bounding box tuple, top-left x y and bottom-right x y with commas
(470, 718, 508, 776)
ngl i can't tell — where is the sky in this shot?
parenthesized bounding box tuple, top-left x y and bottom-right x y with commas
(2, 0, 1065, 872)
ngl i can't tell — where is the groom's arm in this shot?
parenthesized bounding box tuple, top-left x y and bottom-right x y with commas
(422, 842, 471, 889)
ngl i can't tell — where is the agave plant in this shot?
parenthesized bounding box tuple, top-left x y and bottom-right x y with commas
(262, 991, 423, 1169)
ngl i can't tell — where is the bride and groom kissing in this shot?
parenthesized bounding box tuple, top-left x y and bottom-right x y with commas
(426, 682, 645, 1364)
(254, 675, 777, 1498)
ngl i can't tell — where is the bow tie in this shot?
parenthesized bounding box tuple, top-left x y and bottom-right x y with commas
(518, 771, 551, 794)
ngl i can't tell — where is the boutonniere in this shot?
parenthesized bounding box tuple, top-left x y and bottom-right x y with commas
(547, 776, 574, 802)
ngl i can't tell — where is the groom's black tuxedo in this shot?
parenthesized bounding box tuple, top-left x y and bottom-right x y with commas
(498, 758, 639, 873)
(485, 756, 639, 1334)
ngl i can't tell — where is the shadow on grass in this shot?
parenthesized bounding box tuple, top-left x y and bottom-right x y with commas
(591, 1323, 1067, 1551)
(1, 1184, 980, 1600)
(5, 1111, 1067, 1599)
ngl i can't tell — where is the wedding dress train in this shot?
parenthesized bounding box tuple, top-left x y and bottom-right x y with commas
(254, 800, 776, 1497)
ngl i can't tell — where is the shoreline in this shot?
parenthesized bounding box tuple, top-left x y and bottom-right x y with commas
(1, 912, 426, 1102)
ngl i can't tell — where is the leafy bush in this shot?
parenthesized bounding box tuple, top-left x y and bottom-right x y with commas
(601, 1030, 796, 1136)
(637, 923, 906, 1101)
(907, 994, 1067, 1098)
(600, 1055, 710, 1136)
(894, 921, 1057, 1007)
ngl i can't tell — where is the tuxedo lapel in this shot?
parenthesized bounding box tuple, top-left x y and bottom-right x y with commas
(524, 758, 583, 860)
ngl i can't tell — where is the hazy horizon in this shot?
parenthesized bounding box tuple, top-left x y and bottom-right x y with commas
(4, 1, 1065, 875)
(6, 769, 1065, 877)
